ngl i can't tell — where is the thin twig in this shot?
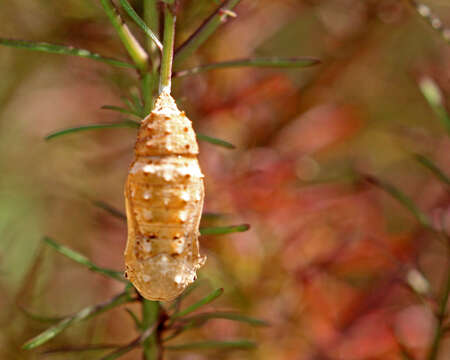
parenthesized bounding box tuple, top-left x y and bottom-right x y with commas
(100, 0, 149, 73)
(159, 3, 176, 94)
(427, 259, 450, 360)
(174, 0, 242, 67)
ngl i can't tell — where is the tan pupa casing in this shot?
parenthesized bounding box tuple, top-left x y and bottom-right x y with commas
(124, 91, 205, 301)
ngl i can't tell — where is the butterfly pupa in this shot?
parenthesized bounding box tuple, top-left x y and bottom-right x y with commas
(124, 91, 206, 301)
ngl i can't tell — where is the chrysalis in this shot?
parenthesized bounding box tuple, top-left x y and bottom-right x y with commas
(124, 91, 205, 301)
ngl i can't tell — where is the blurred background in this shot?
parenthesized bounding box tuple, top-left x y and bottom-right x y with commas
(0, 0, 449, 359)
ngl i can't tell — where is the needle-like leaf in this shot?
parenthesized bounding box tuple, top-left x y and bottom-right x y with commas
(363, 175, 432, 228)
(174, 57, 321, 77)
(119, 0, 163, 51)
(101, 105, 143, 118)
(19, 306, 63, 324)
(197, 133, 235, 149)
(43, 237, 126, 282)
(415, 154, 450, 186)
(44, 121, 140, 141)
(200, 224, 250, 236)
(0, 38, 135, 68)
(44, 121, 235, 150)
(171, 288, 224, 320)
(182, 311, 269, 327)
(166, 340, 256, 351)
(91, 200, 127, 221)
(100, 324, 157, 360)
(23, 291, 136, 350)
(174, 0, 242, 66)
(125, 308, 142, 330)
(418, 76, 450, 134)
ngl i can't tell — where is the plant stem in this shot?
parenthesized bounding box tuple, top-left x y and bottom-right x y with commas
(159, 3, 176, 94)
(143, 0, 161, 113)
(144, 0, 161, 58)
(100, 0, 149, 73)
(141, 300, 160, 360)
(427, 260, 450, 360)
(173, 0, 241, 68)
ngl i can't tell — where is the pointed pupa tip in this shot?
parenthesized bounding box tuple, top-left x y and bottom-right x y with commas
(154, 90, 179, 114)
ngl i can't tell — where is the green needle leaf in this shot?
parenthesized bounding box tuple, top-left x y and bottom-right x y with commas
(0, 38, 136, 68)
(101, 105, 143, 118)
(174, 0, 242, 67)
(200, 224, 250, 236)
(415, 154, 450, 186)
(119, 0, 163, 51)
(23, 291, 136, 350)
(19, 307, 63, 324)
(183, 312, 269, 327)
(43, 237, 126, 282)
(100, 324, 157, 360)
(363, 175, 432, 228)
(197, 133, 236, 149)
(91, 200, 127, 221)
(418, 77, 450, 134)
(125, 308, 142, 330)
(171, 288, 224, 320)
(45, 121, 234, 150)
(174, 57, 321, 77)
(44, 121, 140, 141)
(166, 340, 257, 351)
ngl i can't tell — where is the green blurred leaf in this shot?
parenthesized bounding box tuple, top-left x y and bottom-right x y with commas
(91, 200, 127, 221)
(171, 288, 223, 320)
(363, 175, 432, 228)
(200, 224, 250, 235)
(184, 311, 269, 327)
(23, 291, 136, 350)
(174, 57, 321, 77)
(101, 105, 143, 118)
(125, 308, 142, 330)
(166, 340, 256, 351)
(101, 324, 157, 360)
(119, 0, 163, 51)
(130, 92, 145, 117)
(174, 0, 242, 66)
(197, 133, 235, 149)
(418, 77, 450, 134)
(43, 344, 118, 355)
(415, 154, 450, 186)
(19, 306, 63, 324)
(0, 38, 136, 68)
(45, 121, 234, 150)
(45, 121, 140, 140)
(43, 237, 126, 282)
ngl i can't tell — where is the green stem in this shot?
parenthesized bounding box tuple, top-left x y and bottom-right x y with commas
(144, 0, 161, 57)
(141, 300, 160, 360)
(427, 261, 450, 360)
(143, 0, 161, 113)
(159, 4, 176, 94)
(173, 0, 241, 67)
(100, 0, 149, 73)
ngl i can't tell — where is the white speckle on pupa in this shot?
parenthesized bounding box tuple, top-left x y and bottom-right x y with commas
(178, 210, 188, 222)
(163, 172, 173, 181)
(174, 275, 182, 284)
(143, 164, 156, 174)
(180, 191, 190, 201)
(143, 275, 150, 282)
(143, 191, 151, 200)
